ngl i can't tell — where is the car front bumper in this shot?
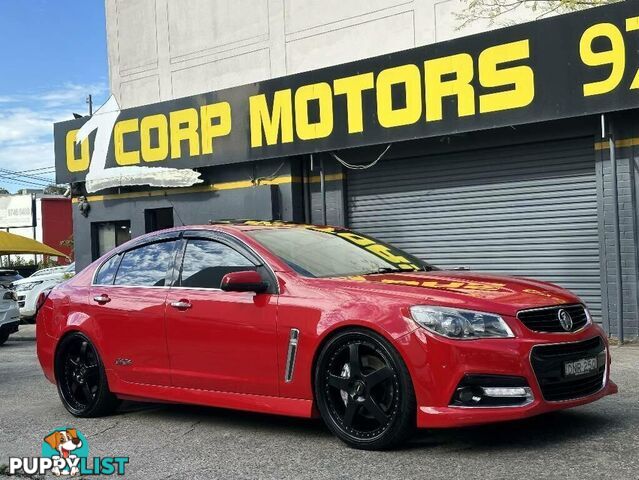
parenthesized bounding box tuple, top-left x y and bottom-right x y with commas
(0, 319, 19, 336)
(0, 302, 20, 329)
(400, 323, 618, 429)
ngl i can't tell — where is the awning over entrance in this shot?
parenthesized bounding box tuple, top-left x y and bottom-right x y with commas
(0, 231, 68, 257)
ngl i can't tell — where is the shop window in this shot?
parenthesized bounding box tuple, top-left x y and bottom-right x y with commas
(145, 208, 174, 233)
(91, 221, 131, 260)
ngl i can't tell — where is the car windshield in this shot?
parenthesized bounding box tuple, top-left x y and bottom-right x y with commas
(247, 227, 435, 278)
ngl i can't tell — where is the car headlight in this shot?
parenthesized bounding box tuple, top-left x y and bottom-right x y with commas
(15, 281, 42, 291)
(3, 290, 17, 301)
(409, 306, 514, 339)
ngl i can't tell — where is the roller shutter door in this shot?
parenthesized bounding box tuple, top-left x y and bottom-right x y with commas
(347, 137, 602, 322)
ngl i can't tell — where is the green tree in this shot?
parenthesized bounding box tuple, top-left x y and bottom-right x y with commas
(0, 188, 9, 195)
(43, 184, 67, 195)
(457, 0, 617, 28)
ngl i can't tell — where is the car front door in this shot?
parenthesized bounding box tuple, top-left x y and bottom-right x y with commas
(90, 237, 179, 386)
(165, 233, 278, 396)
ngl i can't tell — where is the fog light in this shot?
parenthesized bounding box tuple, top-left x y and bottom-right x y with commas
(457, 386, 483, 405)
(450, 375, 534, 407)
(482, 387, 532, 398)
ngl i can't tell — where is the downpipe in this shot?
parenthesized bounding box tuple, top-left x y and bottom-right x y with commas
(603, 114, 624, 344)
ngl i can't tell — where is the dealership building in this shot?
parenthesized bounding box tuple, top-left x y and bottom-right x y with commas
(55, 0, 639, 340)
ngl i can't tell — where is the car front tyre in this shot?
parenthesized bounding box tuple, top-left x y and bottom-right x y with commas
(314, 328, 416, 450)
(0, 331, 9, 346)
(55, 332, 120, 417)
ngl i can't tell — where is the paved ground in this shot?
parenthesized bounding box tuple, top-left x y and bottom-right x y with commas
(1, 326, 638, 480)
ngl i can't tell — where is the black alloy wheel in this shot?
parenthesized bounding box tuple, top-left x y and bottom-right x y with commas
(55, 333, 120, 417)
(314, 329, 415, 450)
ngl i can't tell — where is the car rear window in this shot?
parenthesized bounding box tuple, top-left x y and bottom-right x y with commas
(114, 241, 177, 287)
(94, 255, 121, 285)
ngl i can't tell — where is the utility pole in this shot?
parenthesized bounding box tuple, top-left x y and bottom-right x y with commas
(86, 94, 93, 116)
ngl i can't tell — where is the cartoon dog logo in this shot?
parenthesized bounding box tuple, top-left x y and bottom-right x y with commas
(43, 428, 83, 476)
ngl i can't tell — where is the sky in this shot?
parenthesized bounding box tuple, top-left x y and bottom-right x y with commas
(0, 0, 109, 193)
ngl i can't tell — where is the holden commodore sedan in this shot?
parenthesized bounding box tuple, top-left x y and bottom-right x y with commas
(36, 222, 617, 449)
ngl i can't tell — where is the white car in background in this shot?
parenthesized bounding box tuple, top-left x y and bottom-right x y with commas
(0, 287, 20, 345)
(12, 263, 75, 321)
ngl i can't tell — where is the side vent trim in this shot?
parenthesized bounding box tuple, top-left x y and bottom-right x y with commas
(284, 328, 300, 383)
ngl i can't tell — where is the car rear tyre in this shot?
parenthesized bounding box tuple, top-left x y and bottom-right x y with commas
(55, 332, 120, 417)
(314, 329, 416, 450)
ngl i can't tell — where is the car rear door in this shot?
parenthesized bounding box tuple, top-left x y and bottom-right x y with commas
(90, 236, 180, 386)
(165, 232, 279, 395)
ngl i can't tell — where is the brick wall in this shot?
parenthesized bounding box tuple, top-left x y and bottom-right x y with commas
(596, 112, 639, 340)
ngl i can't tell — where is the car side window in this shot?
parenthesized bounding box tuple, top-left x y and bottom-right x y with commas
(94, 254, 121, 285)
(114, 241, 177, 287)
(179, 239, 255, 289)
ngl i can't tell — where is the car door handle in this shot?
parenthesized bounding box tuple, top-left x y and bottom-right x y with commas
(93, 294, 111, 304)
(170, 300, 192, 310)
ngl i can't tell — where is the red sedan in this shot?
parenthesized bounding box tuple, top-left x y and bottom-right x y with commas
(36, 222, 617, 449)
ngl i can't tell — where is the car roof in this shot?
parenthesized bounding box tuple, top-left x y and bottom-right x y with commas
(107, 221, 349, 258)
(134, 221, 347, 238)
(193, 220, 347, 233)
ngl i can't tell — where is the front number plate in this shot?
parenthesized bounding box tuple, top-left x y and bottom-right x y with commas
(564, 357, 597, 378)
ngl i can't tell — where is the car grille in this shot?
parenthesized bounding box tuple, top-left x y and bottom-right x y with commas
(18, 295, 25, 308)
(530, 336, 606, 401)
(517, 304, 588, 333)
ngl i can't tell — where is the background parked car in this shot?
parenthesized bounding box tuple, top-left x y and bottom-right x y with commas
(0, 269, 23, 288)
(12, 263, 74, 322)
(0, 286, 20, 345)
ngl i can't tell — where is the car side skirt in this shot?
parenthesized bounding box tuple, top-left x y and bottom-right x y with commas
(108, 374, 316, 418)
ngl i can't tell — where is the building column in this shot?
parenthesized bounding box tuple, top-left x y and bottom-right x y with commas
(596, 111, 639, 340)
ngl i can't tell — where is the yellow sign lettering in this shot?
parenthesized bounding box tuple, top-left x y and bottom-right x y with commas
(479, 40, 534, 113)
(425, 53, 475, 121)
(65, 129, 90, 172)
(170, 108, 200, 159)
(140, 114, 168, 163)
(580, 23, 625, 96)
(200, 102, 232, 155)
(249, 90, 294, 147)
(376, 64, 422, 128)
(295, 83, 334, 140)
(114, 118, 140, 166)
(333, 73, 374, 133)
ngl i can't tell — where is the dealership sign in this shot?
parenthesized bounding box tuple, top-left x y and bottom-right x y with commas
(55, 1, 639, 190)
(0, 195, 34, 228)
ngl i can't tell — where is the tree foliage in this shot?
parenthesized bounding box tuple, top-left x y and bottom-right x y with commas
(456, 0, 619, 28)
(43, 184, 67, 195)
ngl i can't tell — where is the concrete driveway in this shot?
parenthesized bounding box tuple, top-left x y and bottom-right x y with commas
(1, 327, 637, 479)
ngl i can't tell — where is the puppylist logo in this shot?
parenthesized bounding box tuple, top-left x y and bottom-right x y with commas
(9, 427, 129, 476)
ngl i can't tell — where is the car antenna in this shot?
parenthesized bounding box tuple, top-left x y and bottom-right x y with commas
(165, 196, 186, 226)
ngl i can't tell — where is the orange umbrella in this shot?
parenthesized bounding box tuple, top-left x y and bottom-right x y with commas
(0, 231, 68, 257)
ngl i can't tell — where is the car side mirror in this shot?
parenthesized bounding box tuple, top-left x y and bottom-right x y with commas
(220, 270, 269, 293)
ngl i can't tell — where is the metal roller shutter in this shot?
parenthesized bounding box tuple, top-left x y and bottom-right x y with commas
(347, 137, 602, 322)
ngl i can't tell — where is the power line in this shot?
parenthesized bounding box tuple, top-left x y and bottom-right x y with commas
(0, 167, 55, 183)
(0, 175, 50, 188)
(21, 166, 55, 174)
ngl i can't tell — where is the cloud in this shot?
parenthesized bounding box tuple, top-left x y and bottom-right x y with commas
(0, 109, 54, 143)
(38, 82, 108, 108)
(0, 82, 108, 191)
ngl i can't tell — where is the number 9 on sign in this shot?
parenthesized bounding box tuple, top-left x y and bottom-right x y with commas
(580, 17, 639, 97)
